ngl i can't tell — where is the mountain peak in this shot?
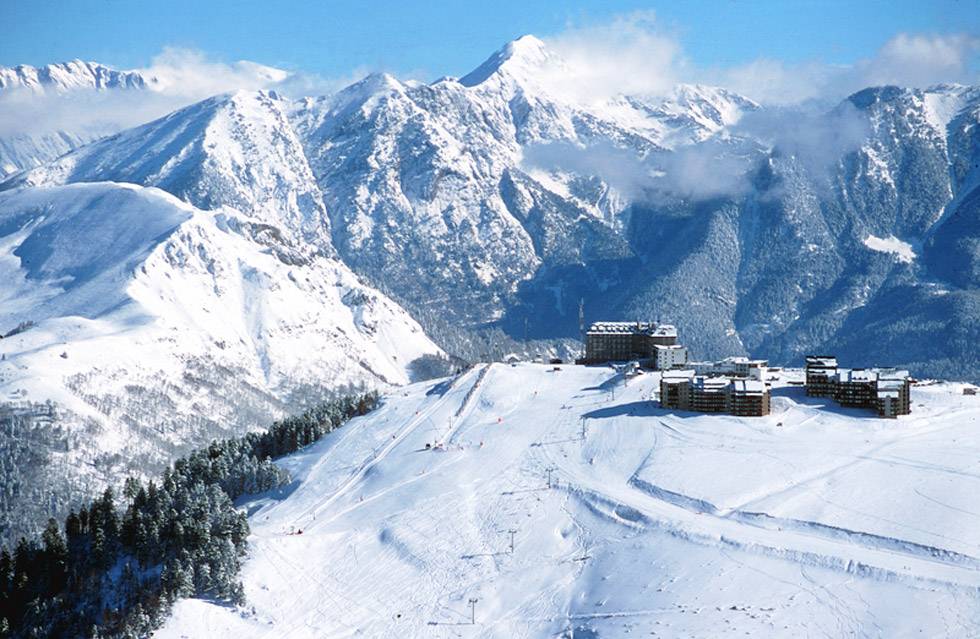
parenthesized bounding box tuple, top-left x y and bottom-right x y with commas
(459, 34, 551, 88)
(505, 34, 548, 58)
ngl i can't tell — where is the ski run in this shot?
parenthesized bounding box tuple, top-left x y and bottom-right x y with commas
(158, 362, 980, 638)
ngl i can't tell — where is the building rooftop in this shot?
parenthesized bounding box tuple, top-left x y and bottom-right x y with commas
(720, 356, 768, 365)
(652, 343, 685, 351)
(837, 368, 878, 383)
(806, 355, 839, 368)
(662, 369, 695, 381)
(587, 321, 677, 337)
(693, 376, 732, 392)
(879, 369, 910, 380)
(835, 368, 911, 385)
(877, 378, 908, 390)
(731, 379, 767, 394)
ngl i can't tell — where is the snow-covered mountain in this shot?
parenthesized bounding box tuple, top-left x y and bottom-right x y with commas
(0, 58, 290, 177)
(4, 37, 980, 373)
(6, 38, 980, 381)
(0, 60, 155, 93)
(0, 61, 158, 177)
(2, 35, 979, 538)
(157, 363, 980, 638)
(278, 36, 757, 327)
(8, 90, 332, 246)
(733, 83, 980, 375)
(0, 181, 440, 540)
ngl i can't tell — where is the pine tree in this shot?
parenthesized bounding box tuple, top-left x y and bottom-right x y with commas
(41, 518, 68, 594)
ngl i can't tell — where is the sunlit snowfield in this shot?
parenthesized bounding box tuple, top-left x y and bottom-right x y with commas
(159, 363, 980, 638)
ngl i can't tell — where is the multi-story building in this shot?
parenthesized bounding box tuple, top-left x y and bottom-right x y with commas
(730, 379, 771, 417)
(660, 370, 694, 408)
(583, 321, 685, 369)
(660, 372, 770, 417)
(804, 355, 838, 397)
(834, 369, 878, 407)
(803, 355, 911, 418)
(876, 378, 910, 418)
(651, 344, 689, 371)
(690, 376, 731, 413)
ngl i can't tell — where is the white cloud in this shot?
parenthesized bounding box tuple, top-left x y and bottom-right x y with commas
(136, 47, 290, 98)
(538, 11, 687, 105)
(0, 47, 299, 140)
(734, 102, 870, 180)
(522, 98, 873, 202)
(0, 47, 391, 154)
(717, 33, 980, 105)
(532, 14, 978, 107)
(862, 33, 980, 88)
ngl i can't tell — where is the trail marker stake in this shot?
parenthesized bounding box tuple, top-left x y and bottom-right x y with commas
(468, 597, 478, 624)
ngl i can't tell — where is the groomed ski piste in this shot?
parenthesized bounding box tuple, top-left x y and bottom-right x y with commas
(158, 363, 980, 638)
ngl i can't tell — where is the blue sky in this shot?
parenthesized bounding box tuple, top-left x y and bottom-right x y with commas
(1, 0, 977, 81)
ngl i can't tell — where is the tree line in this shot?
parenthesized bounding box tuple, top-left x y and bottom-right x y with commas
(0, 391, 379, 638)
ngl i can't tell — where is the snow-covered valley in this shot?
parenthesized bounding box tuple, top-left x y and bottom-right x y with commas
(159, 363, 980, 638)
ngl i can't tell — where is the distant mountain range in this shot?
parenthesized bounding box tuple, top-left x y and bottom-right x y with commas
(0, 35, 978, 538)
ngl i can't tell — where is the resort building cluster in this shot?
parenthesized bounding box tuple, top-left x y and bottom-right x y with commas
(580, 320, 912, 419)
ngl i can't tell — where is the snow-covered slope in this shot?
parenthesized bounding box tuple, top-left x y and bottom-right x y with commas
(158, 363, 980, 638)
(7, 90, 332, 245)
(0, 182, 441, 537)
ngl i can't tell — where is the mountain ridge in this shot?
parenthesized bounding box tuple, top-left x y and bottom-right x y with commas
(4, 39, 979, 383)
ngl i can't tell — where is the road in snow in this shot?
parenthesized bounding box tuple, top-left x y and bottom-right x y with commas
(158, 363, 980, 638)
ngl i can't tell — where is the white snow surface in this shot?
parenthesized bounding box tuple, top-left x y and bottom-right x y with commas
(862, 234, 917, 263)
(158, 364, 980, 638)
(0, 181, 440, 436)
(921, 84, 980, 133)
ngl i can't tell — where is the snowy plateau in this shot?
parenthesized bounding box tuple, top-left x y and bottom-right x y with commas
(157, 363, 980, 638)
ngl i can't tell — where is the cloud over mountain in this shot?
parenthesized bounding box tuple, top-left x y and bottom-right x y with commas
(535, 13, 979, 107)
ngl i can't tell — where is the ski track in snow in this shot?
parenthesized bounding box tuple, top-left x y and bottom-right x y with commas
(158, 364, 980, 638)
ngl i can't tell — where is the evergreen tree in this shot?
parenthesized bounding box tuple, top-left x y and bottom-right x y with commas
(40, 518, 67, 594)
